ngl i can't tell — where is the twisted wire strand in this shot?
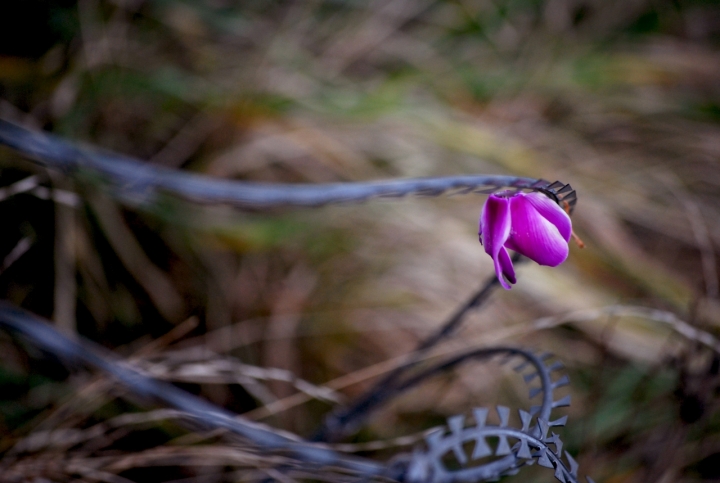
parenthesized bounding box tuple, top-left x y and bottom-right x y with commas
(0, 119, 552, 209)
(0, 300, 583, 483)
(397, 348, 572, 483)
(347, 347, 565, 482)
(0, 303, 385, 478)
(406, 409, 584, 483)
(394, 348, 559, 430)
(313, 256, 524, 442)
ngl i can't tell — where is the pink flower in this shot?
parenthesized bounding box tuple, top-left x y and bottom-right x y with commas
(479, 191, 572, 289)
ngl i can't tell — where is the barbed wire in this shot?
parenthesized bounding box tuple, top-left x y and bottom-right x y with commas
(0, 120, 589, 482)
(312, 255, 524, 442)
(0, 302, 592, 483)
(0, 119, 575, 211)
(0, 303, 386, 478)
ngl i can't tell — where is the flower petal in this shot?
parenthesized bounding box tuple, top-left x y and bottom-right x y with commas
(523, 192, 572, 242)
(480, 194, 513, 288)
(480, 194, 511, 257)
(506, 194, 569, 267)
(498, 246, 516, 287)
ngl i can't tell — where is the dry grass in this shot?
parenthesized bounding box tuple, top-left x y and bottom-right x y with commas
(1, 0, 720, 481)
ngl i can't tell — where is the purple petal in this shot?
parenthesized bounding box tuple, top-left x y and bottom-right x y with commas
(506, 194, 569, 267)
(480, 195, 512, 288)
(523, 192, 572, 242)
(481, 194, 511, 258)
(498, 246, 516, 287)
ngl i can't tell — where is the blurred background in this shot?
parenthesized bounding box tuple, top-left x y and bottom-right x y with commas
(1, 0, 720, 481)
